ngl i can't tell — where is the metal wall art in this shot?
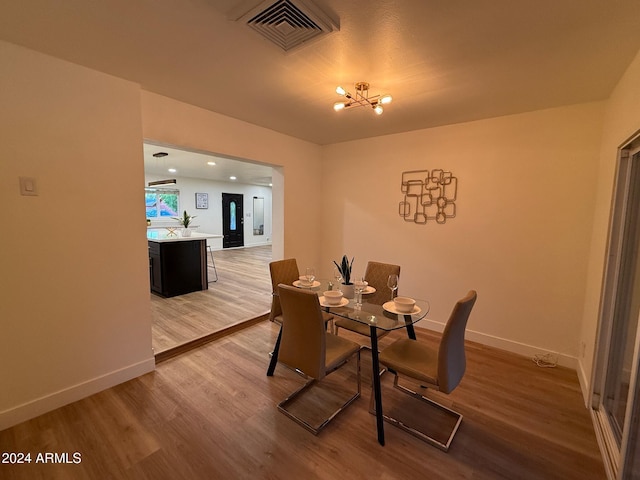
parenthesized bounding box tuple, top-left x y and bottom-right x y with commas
(399, 169, 457, 224)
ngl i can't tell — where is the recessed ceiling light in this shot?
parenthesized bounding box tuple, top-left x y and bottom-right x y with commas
(230, 176, 237, 180)
(207, 161, 216, 166)
(168, 168, 177, 173)
(269, 183, 273, 187)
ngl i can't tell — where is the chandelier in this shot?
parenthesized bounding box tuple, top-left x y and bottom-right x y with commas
(333, 82, 392, 115)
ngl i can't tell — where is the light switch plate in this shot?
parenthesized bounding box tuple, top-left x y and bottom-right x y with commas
(19, 176, 38, 196)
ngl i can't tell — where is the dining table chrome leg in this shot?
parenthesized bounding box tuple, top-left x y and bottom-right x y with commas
(370, 325, 385, 446)
(267, 326, 282, 376)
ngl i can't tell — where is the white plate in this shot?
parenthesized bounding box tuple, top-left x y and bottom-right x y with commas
(293, 280, 321, 288)
(362, 285, 377, 295)
(382, 300, 421, 315)
(319, 296, 349, 308)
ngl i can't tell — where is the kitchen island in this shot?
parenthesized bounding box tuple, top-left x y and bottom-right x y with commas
(148, 231, 222, 298)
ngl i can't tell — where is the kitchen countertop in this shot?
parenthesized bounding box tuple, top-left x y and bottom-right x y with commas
(147, 230, 223, 243)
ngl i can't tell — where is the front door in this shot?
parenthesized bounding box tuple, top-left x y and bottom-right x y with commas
(222, 193, 244, 248)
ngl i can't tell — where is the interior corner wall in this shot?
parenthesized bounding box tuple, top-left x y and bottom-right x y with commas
(0, 41, 154, 430)
(321, 102, 605, 367)
(578, 47, 640, 398)
(140, 91, 323, 269)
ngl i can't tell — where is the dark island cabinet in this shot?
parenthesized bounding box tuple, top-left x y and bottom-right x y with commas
(148, 239, 208, 297)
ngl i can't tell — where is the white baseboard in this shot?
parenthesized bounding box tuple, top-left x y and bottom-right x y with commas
(0, 356, 155, 431)
(416, 319, 578, 369)
(576, 358, 592, 407)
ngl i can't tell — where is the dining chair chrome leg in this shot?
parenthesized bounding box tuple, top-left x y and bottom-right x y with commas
(369, 369, 463, 452)
(278, 350, 361, 435)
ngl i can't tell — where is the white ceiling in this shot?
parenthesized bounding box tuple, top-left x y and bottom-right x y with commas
(143, 142, 274, 186)
(1, 0, 639, 149)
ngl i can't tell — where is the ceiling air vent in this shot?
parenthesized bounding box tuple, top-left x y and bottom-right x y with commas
(230, 0, 338, 52)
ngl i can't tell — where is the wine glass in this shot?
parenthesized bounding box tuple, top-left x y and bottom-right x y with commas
(333, 266, 343, 285)
(305, 267, 315, 286)
(387, 274, 398, 300)
(354, 277, 367, 309)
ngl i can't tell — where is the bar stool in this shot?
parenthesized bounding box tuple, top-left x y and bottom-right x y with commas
(207, 245, 218, 282)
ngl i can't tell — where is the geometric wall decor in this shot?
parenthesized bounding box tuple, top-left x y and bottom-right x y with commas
(399, 169, 458, 224)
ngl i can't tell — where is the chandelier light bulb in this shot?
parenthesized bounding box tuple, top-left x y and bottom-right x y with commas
(336, 86, 346, 96)
(333, 102, 346, 111)
(374, 104, 384, 115)
(379, 94, 392, 105)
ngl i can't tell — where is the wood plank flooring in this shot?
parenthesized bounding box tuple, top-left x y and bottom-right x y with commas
(0, 322, 606, 480)
(150, 245, 273, 353)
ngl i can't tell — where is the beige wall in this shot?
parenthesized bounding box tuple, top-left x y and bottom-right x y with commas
(579, 48, 640, 396)
(321, 103, 605, 366)
(0, 41, 154, 429)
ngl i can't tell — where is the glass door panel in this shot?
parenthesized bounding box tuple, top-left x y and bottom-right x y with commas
(594, 142, 640, 479)
(602, 153, 640, 444)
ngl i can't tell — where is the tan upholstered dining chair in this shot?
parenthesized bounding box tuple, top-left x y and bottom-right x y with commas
(334, 261, 401, 340)
(268, 258, 333, 329)
(268, 259, 300, 324)
(276, 284, 361, 434)
(374, 290, 477, 451)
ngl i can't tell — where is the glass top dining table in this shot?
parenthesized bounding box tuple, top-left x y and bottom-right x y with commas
(267, 278, 430, 446)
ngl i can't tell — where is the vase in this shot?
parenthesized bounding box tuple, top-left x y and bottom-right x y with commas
(340, 283, 355, 299)
(182, 228, 192, 237)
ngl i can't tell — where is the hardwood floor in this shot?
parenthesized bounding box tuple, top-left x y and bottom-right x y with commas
(0, 322, 606, 480)
(150, 245, 273, 354)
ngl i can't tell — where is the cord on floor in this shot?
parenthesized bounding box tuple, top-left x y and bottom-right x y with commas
(532, 353, 558, 368)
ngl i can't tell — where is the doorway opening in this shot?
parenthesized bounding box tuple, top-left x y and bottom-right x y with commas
(143, 142, 282, 356)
